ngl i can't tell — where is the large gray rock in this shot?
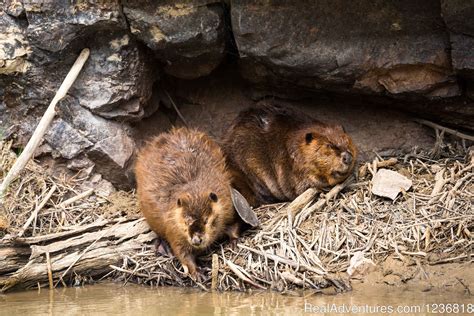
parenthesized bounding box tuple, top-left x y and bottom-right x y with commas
(124, 1, 226, 79)
(18, 1, 156, 121)
(70, 32, 157, 121)
(23, 0, 126, 52)
(232, 0, 460, 98)
(441, 0, 474, 78)
(58, 99, 136, 190)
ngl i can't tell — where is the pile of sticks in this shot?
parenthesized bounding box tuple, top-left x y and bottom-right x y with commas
(2, 137, 471, 293)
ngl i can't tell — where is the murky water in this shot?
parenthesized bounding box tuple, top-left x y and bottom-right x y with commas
(1, 283, 472, 316)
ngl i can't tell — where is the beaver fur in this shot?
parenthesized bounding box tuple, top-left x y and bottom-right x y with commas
(223, 104, 357, 206)
(135, 127, 239, 277)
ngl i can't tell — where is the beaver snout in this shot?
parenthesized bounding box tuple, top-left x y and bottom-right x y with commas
(191, 234, 203, 246)
(341, 151, 353, 165)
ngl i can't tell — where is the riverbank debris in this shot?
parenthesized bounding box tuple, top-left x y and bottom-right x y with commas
(347, 251, 376, 277)
(0, 140, 472, 293)
(371, 168, 412, 200)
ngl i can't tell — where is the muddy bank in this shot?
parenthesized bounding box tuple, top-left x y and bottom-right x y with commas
(352, 261, 473, 295)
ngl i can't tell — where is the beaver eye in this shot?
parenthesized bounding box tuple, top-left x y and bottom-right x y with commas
(209, 192, 218, 202)
(326, 143, 337, 150)
(305, 133, 313, 144)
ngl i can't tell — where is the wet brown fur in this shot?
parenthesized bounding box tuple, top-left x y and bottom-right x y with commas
(223, 104, 357, 206)
(135, 127, 239, 276)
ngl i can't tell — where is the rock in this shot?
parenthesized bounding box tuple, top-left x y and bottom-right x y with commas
(88, 132, 135, 191)
(441, 1, 474, 78)
(0, 12, 31, 75)
(4, 0, 25, 17)
(371, 169, 413, 200)
(355, 66, 460, 97)
(22, 98, 137, 189)
(45, 119, 93, 159)
(124, 1, 226, 79)
(66, 156, 94, 172)
(441, 0, 474, 35)
(347, 251, 376, 277)
(70, 32, 157, 121)
(83, 173, 116, 197)
(2, 6, 157, 138)
(232, 0, 459, 98)
(450, 35, 474, 77)
(58, 100, 136, 190)
(23, 0, 126, 52)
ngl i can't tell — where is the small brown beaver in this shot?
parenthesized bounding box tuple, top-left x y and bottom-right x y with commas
(223, 104, 357, 206)
(135, 127, 240, 277)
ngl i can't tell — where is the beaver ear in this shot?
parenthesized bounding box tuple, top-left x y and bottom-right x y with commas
(339, 125, 346, 133)
(177, 198, 182, 207)
(305, 132, 313, 144)
(209, 192, 218, 202)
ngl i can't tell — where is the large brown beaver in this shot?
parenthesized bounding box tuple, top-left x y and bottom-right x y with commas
(223, 104, 357, 206)
(135, 127, 240, 277)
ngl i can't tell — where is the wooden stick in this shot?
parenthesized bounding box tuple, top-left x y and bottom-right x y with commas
(238, 244, 326, 275)
(211, 254, 219, 291)
(58, 188, 94, 208)
(430, 170, 447, 197)
(280, 271, 305, 287)
(294, 176, 353, 227)
(45, 252, 54, 290)
(0, 48, 90, 201)
(226, 259, 265, 289)
(377, 157, 398, 168)
(109, 265, 149, 279)
(414, 119, 474, 142)
(18, 184, 57, 237)
(164, 90, 189, 127)
(288, 188, 317, 217)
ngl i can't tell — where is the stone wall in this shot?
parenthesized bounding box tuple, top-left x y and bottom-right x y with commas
(1, 0, 473, 189)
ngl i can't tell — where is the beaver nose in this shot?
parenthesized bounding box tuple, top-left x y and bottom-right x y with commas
(342, 151, 353, 165)
(191, 235, 202, 246)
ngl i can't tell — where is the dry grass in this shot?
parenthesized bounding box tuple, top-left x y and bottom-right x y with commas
(0, 141, 129, 237)
(1, 137, 473, 292)
(106, 143, 472, 291)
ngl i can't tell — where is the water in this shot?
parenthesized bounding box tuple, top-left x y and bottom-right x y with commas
(1, 283, 472, 315)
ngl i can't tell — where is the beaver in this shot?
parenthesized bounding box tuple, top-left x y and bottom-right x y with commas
(223, 104, 357, 206)
(135, 127, 240, 277)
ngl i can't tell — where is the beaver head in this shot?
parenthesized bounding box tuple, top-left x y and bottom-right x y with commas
(292, 124, 357, 187)
(174, 189, 230, 250)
